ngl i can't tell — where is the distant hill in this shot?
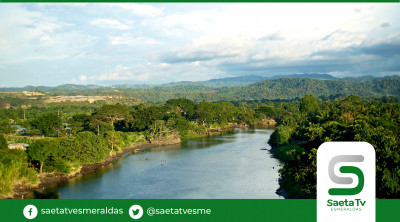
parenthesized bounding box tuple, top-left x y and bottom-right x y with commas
(0, 84, 103, 92)
(217, 77, 400, 101)
(270, 73, 337, 80)
(110, 76, 266, 89)
(0, 74, 345, 92)
(341, 75, 400, 82)
(53, 84, 102, 90)
(112, 84, 156, 89)
(1, 75, 400, 101)
(159, 75, 267, 88)
(0, 85, 53, 92)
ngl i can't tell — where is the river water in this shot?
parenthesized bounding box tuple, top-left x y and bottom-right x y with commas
(47, 126, 283, 199)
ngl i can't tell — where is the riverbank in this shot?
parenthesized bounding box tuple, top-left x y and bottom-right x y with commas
(253, 119, 277, 126)
(11, 142, 162, 199)
(11, 123, 251, 199)
(268, 143, 289, 199)
(269, 143, 308, 199)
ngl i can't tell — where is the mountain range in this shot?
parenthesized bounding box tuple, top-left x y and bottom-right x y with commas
(3, 73, 398, 92)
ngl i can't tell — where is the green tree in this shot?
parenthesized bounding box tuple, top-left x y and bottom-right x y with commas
(57, 131, 108, 164)
(148, 120, 174, 141)
(105, 130, 122, 154)
(27, 139, 54, 174)
(67, 114, 91, 135)
(130, 106, 160, 131)
(237, 107, 255, 125)
(28, 129, 42, 138)
(217, 102, 237, 124)
(0, 119, 12, 135)
(195, 101, 214, 126)
(93, 104, 130, 128)
(170, 115, 189, 136)
(165, 98, 196, 119)
(258, 105, 278, 119)
(30, 113, 62, 136)
(299, 94, 319, 114)
(0, 134, 7, 150)
(90, 117, 104, 136)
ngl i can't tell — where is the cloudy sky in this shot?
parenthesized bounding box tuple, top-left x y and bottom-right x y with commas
(0, 3, 399, 87)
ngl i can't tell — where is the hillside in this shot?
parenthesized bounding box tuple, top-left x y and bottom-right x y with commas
(161, 75, 267, 88)
(270, 73, 336, 80)
(216, 77, 400, 101)
(0, 84, 102, 92)
(341, 75, 400, 82)
(91, 77, 400, 102)
(1, 75, 400, 103)
(5, 74, 400, 93)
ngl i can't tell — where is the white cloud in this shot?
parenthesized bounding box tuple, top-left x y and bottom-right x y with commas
(102, 3, 164, 17)
(0, 5, 97, 64)
(110, 33, 161, 46)
(311, 31, 368, 51)
(79, 75, 87, 81)
(86, 62, 224, 84)
(89, 64, 149, 81)
(150, 9, 219, 36)
(90, 18, 131, 30)
(70, 74, 89, 84)
(2, 3, 400, 86)
(157, 35, 254, 64)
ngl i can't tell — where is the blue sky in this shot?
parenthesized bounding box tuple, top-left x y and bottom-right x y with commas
(0, 3, 399, 87)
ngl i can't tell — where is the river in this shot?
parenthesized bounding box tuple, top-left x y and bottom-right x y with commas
(45, 126, 283, 199)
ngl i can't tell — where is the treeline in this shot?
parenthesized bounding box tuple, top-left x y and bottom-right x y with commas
(38, 77, 400, 102)
(38, 76, 400, 102)
(269, 94, 400, 199)
(218, 77, 400, 101)
(2, 77, 400, 105)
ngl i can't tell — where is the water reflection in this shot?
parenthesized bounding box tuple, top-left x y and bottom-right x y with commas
(42, 126, 282, 199)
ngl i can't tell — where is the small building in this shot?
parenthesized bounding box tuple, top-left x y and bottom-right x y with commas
(8, 143, 29, 150)
(11, 125, 20, 129)
(9, 119, 14, 124)
(16, 128, 28, 134)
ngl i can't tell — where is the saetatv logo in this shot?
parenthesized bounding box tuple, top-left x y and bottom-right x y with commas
(328, 155, 364, 196)
(317, 142, 375, 222)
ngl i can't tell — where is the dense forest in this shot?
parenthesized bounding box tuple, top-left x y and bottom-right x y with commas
(268, 94, 400, 199)
(217, 77, 400, 101)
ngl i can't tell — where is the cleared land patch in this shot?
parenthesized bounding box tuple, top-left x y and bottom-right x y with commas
(45, 96, 104, 103)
